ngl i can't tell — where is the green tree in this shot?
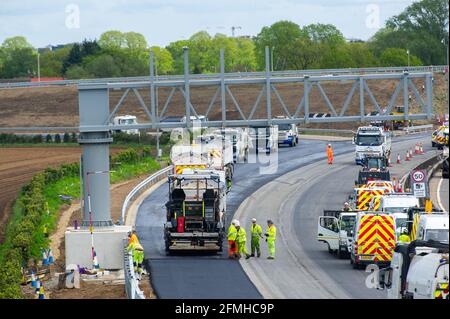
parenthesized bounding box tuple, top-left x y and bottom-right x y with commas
(150, 46, 174, 75)
(189, 31, 214, 73)
(54, 134, 61, 143)
(85, 54, 121, 77)
(303, 23, 346, 46)
(0, 36, 36, 78)
(380, 48, 422, 66)
(124, 32, 148, 50)
(98, 30, 127, 50)
(65, 65, 92, 79)
(63, 43, 82, 74)
(254, 21, 305, 70)
(235, 37, 257, 72)
(166, 40, 192, 74)
(369, 0, 448, 65)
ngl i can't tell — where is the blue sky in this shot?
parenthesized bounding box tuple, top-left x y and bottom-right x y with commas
(0, 0, 416, 48)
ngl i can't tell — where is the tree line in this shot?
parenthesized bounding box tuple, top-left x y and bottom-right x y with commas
(0, 0, 447, 80)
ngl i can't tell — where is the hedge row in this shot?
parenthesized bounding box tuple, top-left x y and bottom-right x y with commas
(0, 133, 77, 144)
(0, 147, 155, 298)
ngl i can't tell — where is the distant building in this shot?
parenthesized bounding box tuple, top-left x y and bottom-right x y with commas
(346, 38, 365, 43)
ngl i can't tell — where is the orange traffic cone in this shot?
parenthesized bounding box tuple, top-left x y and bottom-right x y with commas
(392, 177, 397, 192)
(388, 156, 393, 167)
(414, 144, 420, 154)
(397, 153, 401, 164)
(420, 143, 425, 154)
(405, 150, 410, 161)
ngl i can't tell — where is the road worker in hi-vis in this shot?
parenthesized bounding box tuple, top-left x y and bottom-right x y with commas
(327, 144, 334, 165)
(235, 220, 251, 259)
(265, 220, 277, 260)
(227, 219, 238, 259)
(250, 218, 263, 258)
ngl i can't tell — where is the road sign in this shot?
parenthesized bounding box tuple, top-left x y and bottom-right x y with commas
(410, 170, 428, 198)
(411, 170, 426, 183)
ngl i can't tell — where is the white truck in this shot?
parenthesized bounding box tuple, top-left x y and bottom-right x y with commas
(248, 126, 279, 155)
(212, 128, 250, 163)
(112, 115, 139, 135)
(369, 193, 420, 237)
(377, 240, 449, 299)
(353, 126, 391, 165)
(317, 210, 357, 259)
(275, 117, 299, 147)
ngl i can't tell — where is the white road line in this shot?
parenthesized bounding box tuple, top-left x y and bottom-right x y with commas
(436, 177, 447, 212)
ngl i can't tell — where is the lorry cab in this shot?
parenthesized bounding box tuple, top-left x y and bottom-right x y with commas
(317, 210, 357, 259)
(112, 115, 139, 135)
(248, 125, 279, 154)
(275, 117, 299, 147)
(354, 126, 391, 165)
(369, 194, 419, 236)
(416, 214, 449, 243)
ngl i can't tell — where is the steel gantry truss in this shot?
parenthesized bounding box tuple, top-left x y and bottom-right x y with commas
(0, 46, 436, 227)
(76, 47, 433, 134)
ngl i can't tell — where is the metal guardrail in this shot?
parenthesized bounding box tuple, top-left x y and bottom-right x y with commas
(120, 165, 173, 225)
(298, 128, 354, 135)
(0, 65, 447, 89)
(123, 239, 145, 299)
(404, 124, 434, 133)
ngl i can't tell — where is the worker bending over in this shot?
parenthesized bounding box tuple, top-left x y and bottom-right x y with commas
(250, 218, 263, 257)
(265, 220, 277, 260)
(127, 233, 145, 280)
(235, 221, 251, 259)
(227, 219, 238, 259)
(327, 144, 334, 165)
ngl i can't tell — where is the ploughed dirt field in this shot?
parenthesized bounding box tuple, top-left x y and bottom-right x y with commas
(0, 147, 82, 240)
(0, 73, 447, 130)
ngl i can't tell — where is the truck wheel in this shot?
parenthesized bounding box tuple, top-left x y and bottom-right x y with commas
(328, 245, 333, 254)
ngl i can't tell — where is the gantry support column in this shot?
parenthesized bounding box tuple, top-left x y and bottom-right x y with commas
(78, 85, 113, 227)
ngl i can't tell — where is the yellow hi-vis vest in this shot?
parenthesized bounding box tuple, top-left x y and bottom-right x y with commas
(266, 225, 277, 242)
(227, 224, 237, 241)
(236, 227, 247, 244)
(251, 224, 263, 239)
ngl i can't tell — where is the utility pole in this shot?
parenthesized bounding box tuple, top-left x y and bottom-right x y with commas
(37, 52, 41, 82)
(271, 47, 275, 72)
(407, 49, 410, 67)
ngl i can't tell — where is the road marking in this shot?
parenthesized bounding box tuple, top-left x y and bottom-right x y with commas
(436, 177, 447, 212)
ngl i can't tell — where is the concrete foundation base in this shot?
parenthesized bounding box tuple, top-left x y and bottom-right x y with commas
(65, 225, 132, 270)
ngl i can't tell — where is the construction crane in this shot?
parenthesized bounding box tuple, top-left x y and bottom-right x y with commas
(231, 26, 242, 37)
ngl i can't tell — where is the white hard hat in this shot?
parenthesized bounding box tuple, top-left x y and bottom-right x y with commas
(344, 202, 349, 206)
(328, 144, 331, 147)
(251, 218, 257, 222)
(234, 220, 240, 227)
(231, 219, 238, 225)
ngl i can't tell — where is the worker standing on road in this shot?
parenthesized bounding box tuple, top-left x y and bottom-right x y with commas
(227, 219, 238, 259)
(250, 218, 263, 258)
(398, 229, 411, 243)
(327, 144, 334, 165)
(265, 220, 277, 260)
(235, 221, 251, 259)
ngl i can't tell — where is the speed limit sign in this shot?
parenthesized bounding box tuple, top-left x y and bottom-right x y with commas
(411, 170, 427, 183)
